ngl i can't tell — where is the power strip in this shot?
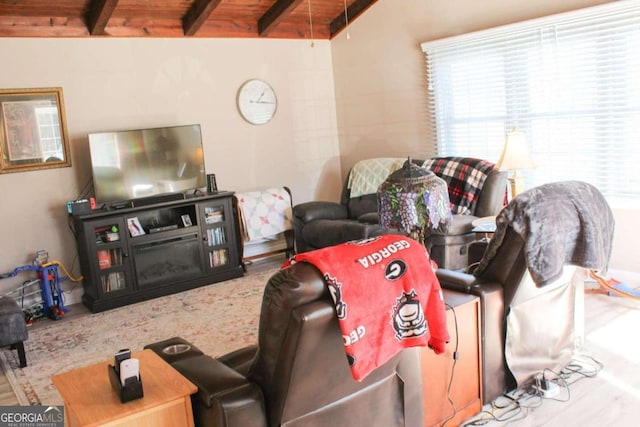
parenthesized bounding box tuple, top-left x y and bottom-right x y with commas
(542, 381, 560, 398)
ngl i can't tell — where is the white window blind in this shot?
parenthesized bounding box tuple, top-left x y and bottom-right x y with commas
(421, 1, 640, 203)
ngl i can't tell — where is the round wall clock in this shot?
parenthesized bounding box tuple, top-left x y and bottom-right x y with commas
(237, 79, 278, 125)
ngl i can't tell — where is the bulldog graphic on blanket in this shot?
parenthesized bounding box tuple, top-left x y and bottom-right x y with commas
(284, 234, 449, 381)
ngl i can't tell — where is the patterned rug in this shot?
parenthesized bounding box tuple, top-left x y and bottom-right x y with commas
(0, 268, 277, 406)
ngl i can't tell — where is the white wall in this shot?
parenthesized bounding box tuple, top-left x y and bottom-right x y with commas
(331, 0, 613, 175)
(0, 38, 342, 303)
(330, 0, 636, 273)
(0, 0, 634, 309)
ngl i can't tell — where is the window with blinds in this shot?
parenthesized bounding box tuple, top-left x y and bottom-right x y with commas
(421, 1, 640, 204)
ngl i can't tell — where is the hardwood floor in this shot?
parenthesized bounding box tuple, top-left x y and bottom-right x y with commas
(460, 269, 640, 426)
(1, 262, 637, 427)
(0, 370, 18, 405)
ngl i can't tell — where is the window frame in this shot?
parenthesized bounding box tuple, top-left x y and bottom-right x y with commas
(421, 1, 640, 207)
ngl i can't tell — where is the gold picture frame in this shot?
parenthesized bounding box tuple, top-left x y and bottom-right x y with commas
(0, 87, 71, 173)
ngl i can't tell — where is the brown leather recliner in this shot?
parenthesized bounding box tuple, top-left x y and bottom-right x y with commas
(435, 181, 614, 404)
(145, 262, 424, 427)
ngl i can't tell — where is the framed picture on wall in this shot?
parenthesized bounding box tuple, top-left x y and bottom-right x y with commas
(0, 87, 71, 174)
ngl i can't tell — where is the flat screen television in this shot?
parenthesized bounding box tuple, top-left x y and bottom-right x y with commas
(88, 124, 206, 207)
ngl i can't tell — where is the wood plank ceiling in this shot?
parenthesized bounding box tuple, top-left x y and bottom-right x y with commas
(0, 0, 378, 39)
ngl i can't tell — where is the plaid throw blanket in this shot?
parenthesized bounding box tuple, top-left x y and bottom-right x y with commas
(422, 157, 495, 215)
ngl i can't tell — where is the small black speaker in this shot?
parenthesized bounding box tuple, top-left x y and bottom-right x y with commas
(207, 174, 218, 193)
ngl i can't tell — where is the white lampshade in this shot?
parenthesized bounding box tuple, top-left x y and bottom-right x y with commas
(496, 130, 536, 171)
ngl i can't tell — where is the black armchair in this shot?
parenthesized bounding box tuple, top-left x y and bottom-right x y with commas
(293, 157, 507, 270)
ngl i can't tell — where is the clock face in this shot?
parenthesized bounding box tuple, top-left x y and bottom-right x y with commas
(237, 79, 277, 125)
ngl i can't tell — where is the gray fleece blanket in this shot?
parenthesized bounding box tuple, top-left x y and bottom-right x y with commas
(474, 181, 614, 287)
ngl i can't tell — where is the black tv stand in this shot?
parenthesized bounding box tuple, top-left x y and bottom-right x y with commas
(73, 191, 243, 312)
(131, 192, 185, 207)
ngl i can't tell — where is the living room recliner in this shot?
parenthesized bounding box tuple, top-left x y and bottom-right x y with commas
(145, 262, 424, 427)
(435, 180, 614, 403)
(292, 157, 507, 270)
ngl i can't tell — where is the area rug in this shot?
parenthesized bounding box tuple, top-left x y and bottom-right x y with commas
(0, 268, 278, 406)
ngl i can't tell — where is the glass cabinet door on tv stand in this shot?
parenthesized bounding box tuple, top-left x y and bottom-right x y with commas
(83, 217, 134, 302)
(199, 198, 238, 273)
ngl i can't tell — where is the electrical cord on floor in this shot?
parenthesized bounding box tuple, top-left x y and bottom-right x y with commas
(461, 394, 526, 426)
(461, 353, 604, 426)
(529, 368, 571, 403)
(440, 302, 459, 427)
(560, 353, 603, 385)
(461, 381, 547, 426)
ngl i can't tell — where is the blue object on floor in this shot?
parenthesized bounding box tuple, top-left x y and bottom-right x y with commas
(607, 282, 640, 298)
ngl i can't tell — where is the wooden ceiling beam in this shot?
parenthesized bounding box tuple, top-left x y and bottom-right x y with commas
(183, 0, 223, 36)
(86, 0, 119, 35)
(258, 0, 304, 37)
(0, 0, 379, 39)
(329, 0, 377, 39)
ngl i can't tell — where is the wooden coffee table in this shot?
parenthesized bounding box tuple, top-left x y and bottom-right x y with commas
(52, 349, 197, 427)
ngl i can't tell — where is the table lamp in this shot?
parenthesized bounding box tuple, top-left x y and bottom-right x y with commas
(377, 159, 451, 244)
(496, 129, 536, 199)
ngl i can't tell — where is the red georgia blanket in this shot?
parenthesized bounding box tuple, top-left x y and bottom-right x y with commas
(283, 234, 449, 381)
